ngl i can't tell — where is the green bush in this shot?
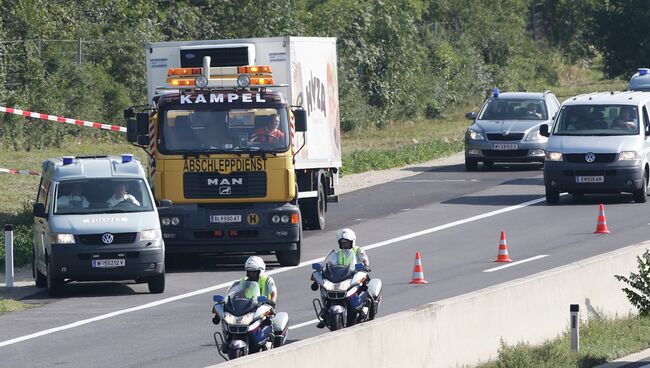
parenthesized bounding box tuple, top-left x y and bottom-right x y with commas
(0, 224, 33, 271)
(615, 249, 650, 316)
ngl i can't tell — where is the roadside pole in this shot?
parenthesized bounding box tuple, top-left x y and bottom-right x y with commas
(570, 304, 580, 352)
(4, 224, 14, 288)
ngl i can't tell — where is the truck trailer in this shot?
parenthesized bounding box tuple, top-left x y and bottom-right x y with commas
(125, 37, 341, 266)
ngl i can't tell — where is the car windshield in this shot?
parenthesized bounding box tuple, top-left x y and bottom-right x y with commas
(161, 108, 289, 154)
(478, 98, 548, 120)
(225, 281, 260, 315)
(553, 105, 639, 136)
(54, 178, 154, 215)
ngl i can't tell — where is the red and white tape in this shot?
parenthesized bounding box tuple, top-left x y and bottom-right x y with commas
(0, 168, 41, 177)
(0, 106, 126, 133)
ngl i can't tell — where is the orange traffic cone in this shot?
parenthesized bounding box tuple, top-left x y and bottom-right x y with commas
(594, 204, 610, 234)
(495, 231, 512, 262)
(409, 251, 428, 284)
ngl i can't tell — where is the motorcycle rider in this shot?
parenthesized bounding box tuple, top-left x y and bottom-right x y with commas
(324, 228, 369, 267)
(316, 228, 369, 328)
(213, 256, 277, 325)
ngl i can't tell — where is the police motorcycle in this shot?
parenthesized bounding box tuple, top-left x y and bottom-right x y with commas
(310, 252, 382, 331)
(212, 280, 289, 360)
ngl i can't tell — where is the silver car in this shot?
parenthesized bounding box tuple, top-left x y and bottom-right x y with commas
(464, 90, 560, 170)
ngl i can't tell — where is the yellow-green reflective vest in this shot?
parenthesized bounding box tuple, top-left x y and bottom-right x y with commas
(337, 246, 362, 266)
(240, 275, 270, 299)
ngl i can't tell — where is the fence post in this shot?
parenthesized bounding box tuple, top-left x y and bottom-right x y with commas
(4, 224, 14, 288)
(570, 304, 580, 352)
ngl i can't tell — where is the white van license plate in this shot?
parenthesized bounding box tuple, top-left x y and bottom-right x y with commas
(576, 176, 604, 183)
(92, 259, 125, 268)
(210, 215, 242, 223)
(492, 144, 518, 150)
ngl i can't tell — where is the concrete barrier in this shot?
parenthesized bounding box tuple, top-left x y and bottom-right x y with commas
(211, 242, 649, 368)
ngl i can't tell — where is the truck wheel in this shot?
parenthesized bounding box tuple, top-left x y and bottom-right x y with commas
(33, 246, 46, 288)
(276, 244, 301, 266)
(634, 173, 648, 203)
(545, 186, 560, 205)
(465, 158, 478, 171)
(46, 258, 64, 297)
(302, 180, 326, 230)
(148, 270, 165, 294)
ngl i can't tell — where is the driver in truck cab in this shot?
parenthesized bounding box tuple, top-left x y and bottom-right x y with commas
(252, 114, 285, 144)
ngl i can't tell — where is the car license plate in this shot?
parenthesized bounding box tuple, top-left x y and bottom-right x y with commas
(210, 215, 242, 223)
(576, 176, 604, 183)
(92, 259, 125, 268)
(492, 144, 518, 150)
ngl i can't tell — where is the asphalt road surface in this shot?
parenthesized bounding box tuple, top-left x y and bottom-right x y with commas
(2, 162, 649, 367)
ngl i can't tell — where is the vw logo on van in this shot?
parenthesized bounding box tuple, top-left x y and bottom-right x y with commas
(585, 153, 596, 163)
(101, 233, 114, 244)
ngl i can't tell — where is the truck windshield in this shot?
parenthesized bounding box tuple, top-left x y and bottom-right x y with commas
(553, 105, 639, 136)
(478, 98, 548, 120)
(54, 178, 154, 215)
(160, 108, 290, 154)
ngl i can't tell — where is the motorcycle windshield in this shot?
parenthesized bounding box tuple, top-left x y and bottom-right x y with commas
(225, 281, 260, 316)
(323, 264, 355, 283)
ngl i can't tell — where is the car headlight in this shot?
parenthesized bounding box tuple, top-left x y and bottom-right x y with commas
(161, 217, 171, 226)
(280, 215, 290, 223)
(52, 233, 75, 244)
(619, 151, 639, 161)
(468, 129, 484, 140)
(171, 217, 180, 226)
(140, 229, 161, 241)
(545, 152, 563, 161)
(526, 130, 545, 141)
(271, 215, 281, 224)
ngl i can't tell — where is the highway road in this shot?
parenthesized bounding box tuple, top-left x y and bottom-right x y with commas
(2, 161, 650, 367)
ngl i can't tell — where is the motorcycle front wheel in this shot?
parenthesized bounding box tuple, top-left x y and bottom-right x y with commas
(328, 313, 345, 331)
(228, 347, 247, 360)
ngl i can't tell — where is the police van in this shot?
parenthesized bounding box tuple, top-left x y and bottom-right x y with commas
(32, 154, 165, 296)
(540, 91, 650, 204)
(629, 68, 650, 91)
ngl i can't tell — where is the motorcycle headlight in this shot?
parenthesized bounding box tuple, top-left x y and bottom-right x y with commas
(619, 151, 639, 161)
(545, 152, 563, 161)
(235, 312, 255, 326)
(331, 279, 352, 292)
(52, 233, 75, 244)
(526, 130, 545, 141)
(223, 313, 238, 325)
(322, 280, 335, 291)
(468, 129, 485, 140)
(139, 229, 161, 241)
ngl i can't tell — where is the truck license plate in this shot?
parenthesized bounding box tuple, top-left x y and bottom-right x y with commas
(210, 215, 242, 223)
(575, 176, 604, 183)
(92, 259, 126, 268)
(492, 144, 518, 150)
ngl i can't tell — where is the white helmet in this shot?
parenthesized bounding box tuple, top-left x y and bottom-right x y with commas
(336, 228, 356, 248)
(244, 256, 266, 272)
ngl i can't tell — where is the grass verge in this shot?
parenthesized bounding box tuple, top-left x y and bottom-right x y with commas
(0, 298, 35, 314)
(478, 315, 650, 368)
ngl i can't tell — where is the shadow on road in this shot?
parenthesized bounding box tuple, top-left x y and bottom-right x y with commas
(443, 194, 543, 206)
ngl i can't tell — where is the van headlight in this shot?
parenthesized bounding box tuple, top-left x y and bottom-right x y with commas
(619, 151, 639, 161)
(140, 229, 161, 241)
(545, 152, 563, 161)
(52, 233, 75, 244)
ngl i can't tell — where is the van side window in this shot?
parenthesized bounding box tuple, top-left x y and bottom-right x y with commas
(641, 106, 650, 135)
(36, 178, 50, 206)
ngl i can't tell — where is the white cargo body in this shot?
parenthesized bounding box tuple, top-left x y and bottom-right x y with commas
(145, 37, 342, 171)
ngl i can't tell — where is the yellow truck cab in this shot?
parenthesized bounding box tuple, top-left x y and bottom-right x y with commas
(125, 37, 341, 266)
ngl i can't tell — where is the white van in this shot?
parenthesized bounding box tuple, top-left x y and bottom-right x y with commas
(32, 155, 165, 296)
(540, 91, 650, 204)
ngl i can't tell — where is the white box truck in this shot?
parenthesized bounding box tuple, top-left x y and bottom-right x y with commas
(125, 37, 341, 266)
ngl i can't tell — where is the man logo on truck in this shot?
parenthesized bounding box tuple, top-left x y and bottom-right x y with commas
(207, 178, 243, 186)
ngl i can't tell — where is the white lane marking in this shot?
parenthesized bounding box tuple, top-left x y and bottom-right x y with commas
(397, 179, 470, 182)
(483, 255, 549, 273)
(288, 319, 318, 330)
(0, 196, 547, 348)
